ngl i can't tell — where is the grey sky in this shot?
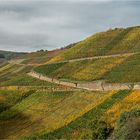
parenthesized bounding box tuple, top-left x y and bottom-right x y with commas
(0, 0, 140, 52)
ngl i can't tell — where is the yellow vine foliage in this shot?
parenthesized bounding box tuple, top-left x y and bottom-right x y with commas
(0, 96, 6, 102)
(9, 90, 116, 139)
(52, 91, 116, 136)
(104, 90, 140, 127)
(73, 56, 127, 81)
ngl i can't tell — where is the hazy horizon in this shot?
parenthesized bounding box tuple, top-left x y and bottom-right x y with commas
(0, 0, 140, 52)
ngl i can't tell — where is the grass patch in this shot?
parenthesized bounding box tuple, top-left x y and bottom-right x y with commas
(113, 109, 140, 140)
(0, 90, 35, 114)
(0, 90, 114, 139)
(103, 90, 140, 127)
(0, 74, 57, 87)
(103, 53, 140, 83)
(49, 27, 140, 63)
(49, 28, 124, 62)
(0, 62, 8, 69)
(34, 56, 127, 82)
(26, 90, 131, 139)
(34, 62, 67, 76)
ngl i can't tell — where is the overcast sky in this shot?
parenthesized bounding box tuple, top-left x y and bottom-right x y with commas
(0, 0, 140, 52)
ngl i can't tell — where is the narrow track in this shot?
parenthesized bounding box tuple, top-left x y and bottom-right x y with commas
(28, 71, 140, 91)
(8, 52, 139, 66)
(48, 52, 139, 64)
(7, 52, 140, 91)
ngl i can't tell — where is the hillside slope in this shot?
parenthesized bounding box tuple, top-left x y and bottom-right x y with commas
(0, 50, 26, 60)
(34, 53, 140, 83)
(49, 26, 140, 63)
(0, 26, 140, 139)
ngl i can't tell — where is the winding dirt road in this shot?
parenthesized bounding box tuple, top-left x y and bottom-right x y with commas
(7, 52, 140, 91)
(28, 71, 140, 91)
(48, 52, 139, 64)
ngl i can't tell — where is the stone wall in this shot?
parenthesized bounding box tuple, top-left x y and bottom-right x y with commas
(28, 71, 140, 91)
(77, 81, 104, 91)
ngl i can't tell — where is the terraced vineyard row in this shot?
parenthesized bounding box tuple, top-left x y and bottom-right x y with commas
(34, 53, 140, 83)
(26, 90, 139, 139)
(0, 90, 114, 139)
(0, 26, 140, 140)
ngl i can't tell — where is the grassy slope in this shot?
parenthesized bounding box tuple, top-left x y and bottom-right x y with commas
(104, 53, 140, 83)
(30, 90, 132, 139)
(49, 26, 140, 63)
(103, 90, 140, 128)
(49, 57, 127, 82)
(0, 90, 35, 113)
(0, 63, 15, 73)
(113, 109, 140, 140)
(34, 52, 140, 83)
(0, 62, 8, 69)
(0, 64, 23, 82)
(0, 50, 26, 60)
(0, 63, 63, 88)
(0, 26, 140, 140)
(0, 90, 114, 139)
(21, 49, 66, 65)
(34, 62, 67, 77)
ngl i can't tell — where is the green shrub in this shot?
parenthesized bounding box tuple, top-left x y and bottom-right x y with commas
(91, 120, 112, 140)
(113, 109, 140, 140)
(34, 62, 67, 76)
(0, 90, 35, 119)
(26, 90, 130, 139)
(104, 53, 140, 83)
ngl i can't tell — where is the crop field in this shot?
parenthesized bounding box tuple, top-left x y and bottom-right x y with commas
(48, 27, 140, 63)
(0, 26, 140, 140)
(34, 53, 140, 83)
(29, 90, 133, 139)
(48, 28, 124, 63)
(34, 56, 128, 82)
(0, 64, 33, 84)
(21, 49, 66, 65)
(101, 90, 140, 128)
(0, 64, 23, 82)
(0, 63, 15, 73)
(0, 63, 67, 91)
(34, 62, 67, 76)
(22, 57, 51, 65)
(107, 27, 140, 54)
(0, 90, 115, 139)
(0, 74, 59, 87)
(104, 53, 140, 83)
(0, 70, 68, 92)
(0, 62, 9, 69)
(0, 90, 35, 114)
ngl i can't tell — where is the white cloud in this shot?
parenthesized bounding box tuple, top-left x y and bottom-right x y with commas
(0, 0, 115, 2)
(0, 0, 139, 52)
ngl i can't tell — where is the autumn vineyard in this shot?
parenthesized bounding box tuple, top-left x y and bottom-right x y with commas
(0, 26, 140, 139)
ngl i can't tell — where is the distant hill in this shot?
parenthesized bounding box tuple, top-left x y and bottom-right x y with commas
(0, 50, 26, 60)
(49, 26, 140, 63)
(0, 54, 5, 59)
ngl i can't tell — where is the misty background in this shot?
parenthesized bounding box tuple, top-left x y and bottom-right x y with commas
(0, 0, 140, 52)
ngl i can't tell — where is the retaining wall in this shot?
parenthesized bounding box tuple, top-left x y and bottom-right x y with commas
(28, 71, 140, 91)
(77, 81, 104, 91)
